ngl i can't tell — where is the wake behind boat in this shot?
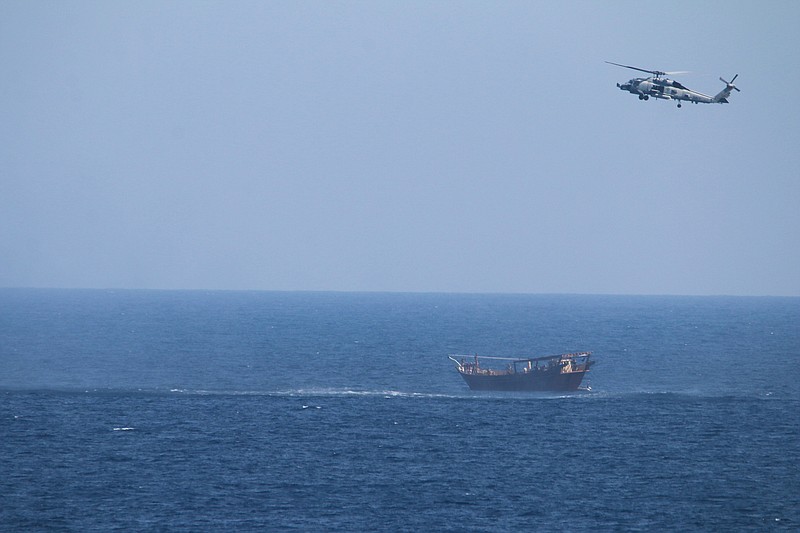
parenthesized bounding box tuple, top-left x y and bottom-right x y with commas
(449, 352, 594, 392)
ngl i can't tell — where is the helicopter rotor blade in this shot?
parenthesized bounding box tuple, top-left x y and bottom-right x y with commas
(605, 61, 660, 76)
(720, 75, 741, 91)
(606, 61, 687, 77)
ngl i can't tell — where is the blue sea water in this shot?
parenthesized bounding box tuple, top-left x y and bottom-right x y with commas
(1, 289, 798, 531)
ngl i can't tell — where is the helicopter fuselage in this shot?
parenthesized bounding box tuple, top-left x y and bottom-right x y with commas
(617, 76, 721, 105)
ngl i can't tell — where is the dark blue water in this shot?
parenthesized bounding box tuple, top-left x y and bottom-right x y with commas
(2, 290, 798, 531)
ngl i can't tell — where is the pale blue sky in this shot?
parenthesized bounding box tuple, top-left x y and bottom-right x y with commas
(2, 1, 798, 295)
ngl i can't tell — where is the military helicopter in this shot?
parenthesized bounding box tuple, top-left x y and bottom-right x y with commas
(606, 61, 739, 107)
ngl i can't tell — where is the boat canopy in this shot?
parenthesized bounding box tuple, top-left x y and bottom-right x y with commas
(451, 352, 591, 363)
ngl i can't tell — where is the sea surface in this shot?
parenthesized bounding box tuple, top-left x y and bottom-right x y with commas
(1, 289, 798, 531)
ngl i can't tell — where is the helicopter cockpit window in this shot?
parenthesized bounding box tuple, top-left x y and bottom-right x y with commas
(672, 81, 687, 89)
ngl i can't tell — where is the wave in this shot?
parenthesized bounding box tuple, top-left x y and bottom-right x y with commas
(165, 387, 600, 401)
(569, 389, 789, 402)
(3, 386, 790, 402)
(169, 387, 473, 399)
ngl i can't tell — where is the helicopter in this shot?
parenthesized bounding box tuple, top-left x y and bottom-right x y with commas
(606, 61, 739, 107)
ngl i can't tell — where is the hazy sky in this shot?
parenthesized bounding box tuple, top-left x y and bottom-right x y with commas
(2, 1, 798, 295)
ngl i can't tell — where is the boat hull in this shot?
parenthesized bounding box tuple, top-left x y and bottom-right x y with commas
(458, 369, 587, 392)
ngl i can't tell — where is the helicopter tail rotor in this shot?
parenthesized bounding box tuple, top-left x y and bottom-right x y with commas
(720, 75, 741, 92)
(713, 75, 741, 103)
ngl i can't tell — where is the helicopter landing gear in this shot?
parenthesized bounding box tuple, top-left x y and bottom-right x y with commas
(639, 94, 649, 101)
(677, 102, 682, 108)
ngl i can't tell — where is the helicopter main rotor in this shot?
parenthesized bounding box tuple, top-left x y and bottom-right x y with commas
(605, 61, 689, 78)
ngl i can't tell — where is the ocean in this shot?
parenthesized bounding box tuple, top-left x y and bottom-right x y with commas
(1, 289, 798, 531)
